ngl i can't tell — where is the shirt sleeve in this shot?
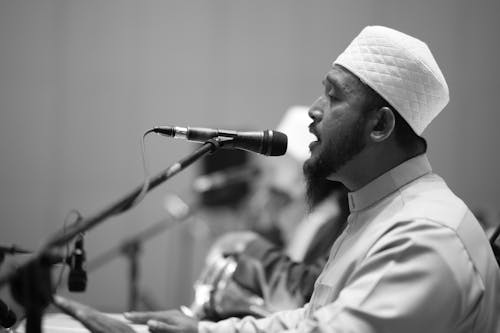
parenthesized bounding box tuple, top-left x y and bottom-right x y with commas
(283, 219, 480, 333)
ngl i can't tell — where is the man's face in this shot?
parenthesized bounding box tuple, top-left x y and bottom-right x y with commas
(303, 65, 369, 182)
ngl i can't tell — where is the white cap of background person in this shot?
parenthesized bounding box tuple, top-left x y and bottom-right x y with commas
(278, 106, 316, 162)
(267, 106, 316, 199)
(334, 25, 449, 135)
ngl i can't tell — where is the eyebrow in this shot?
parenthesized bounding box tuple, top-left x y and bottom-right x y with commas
(323, 75, 346, 97)
(323, 75, 339, 88)
(325, 72, 357, 96)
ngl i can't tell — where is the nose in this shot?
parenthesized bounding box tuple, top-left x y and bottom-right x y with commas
(308, 96, 324, 121)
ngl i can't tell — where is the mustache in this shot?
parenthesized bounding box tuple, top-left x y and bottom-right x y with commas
(308, 122, 320, 139)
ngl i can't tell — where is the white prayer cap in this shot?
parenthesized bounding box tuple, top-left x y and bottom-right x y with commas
(277, 106, 315, 163)
(334, 26, 449, 135)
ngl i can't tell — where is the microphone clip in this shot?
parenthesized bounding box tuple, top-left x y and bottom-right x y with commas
(67, 234, 87, 293)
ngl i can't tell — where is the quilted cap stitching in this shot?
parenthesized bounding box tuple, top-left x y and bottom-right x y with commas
(333, 26, 449, 135)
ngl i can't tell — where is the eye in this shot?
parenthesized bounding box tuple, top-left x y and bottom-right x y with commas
(327, 87, 338, 101)
(322, 79, 340, 103)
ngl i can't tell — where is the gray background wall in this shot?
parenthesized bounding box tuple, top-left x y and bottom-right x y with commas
(1, 0, 499, 312)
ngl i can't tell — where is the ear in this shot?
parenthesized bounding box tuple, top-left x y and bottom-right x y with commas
(369, 107, 395, 143)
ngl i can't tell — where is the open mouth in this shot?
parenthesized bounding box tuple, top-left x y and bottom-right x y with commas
(308, 123, 320, 150)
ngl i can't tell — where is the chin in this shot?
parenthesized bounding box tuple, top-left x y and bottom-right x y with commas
(302, 153, 323, 179)
(302, 157, 314, 176)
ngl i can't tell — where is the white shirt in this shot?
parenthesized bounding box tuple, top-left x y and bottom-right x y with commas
(199, 154, 500, 333)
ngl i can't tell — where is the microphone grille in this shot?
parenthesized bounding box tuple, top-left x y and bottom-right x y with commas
(269, 131, 288, 156)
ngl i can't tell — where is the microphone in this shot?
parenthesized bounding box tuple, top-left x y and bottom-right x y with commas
(153, 126, 287, 156)
(193, 166, 260, 193)
(68, 235, 87, 292)
(0, 299, 16, 328)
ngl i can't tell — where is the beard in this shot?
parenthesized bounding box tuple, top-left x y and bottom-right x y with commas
(303, 116, 367, 206)
(302, 175, 345, 210)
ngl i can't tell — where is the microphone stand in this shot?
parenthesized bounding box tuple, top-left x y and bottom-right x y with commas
(87, 208, 196, 311)
(88, 236, 144, 311)
(0, 138, 224, 333)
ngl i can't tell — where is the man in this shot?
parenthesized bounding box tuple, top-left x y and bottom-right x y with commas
(124, 26, 500, 332)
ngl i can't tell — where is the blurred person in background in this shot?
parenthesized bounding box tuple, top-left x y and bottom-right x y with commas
(184, 107, 349, 320)
(174, 147, 260, 301)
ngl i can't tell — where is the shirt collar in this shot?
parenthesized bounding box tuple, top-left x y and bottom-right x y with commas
(348, 154, 432, 212)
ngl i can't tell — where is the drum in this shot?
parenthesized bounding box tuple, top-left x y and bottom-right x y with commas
(188, 254, 271, 320)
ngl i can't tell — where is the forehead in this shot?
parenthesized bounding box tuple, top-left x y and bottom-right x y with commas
(324, 65, 365, 96)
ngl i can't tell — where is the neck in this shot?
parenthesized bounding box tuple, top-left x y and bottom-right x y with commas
(330, 144, 425, 192)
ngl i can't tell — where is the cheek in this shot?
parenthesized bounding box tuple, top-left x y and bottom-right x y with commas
(320, 114, 345, 140)
(322, 105, 350, 125)
(322, 115, 363, 149)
